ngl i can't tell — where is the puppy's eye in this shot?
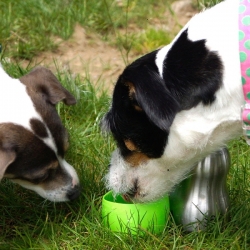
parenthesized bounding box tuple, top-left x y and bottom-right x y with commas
(34, 172, 49, 183)
(34, 168, 57, 183)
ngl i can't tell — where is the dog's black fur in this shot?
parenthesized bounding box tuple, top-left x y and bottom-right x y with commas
(106, 29, 223, 160)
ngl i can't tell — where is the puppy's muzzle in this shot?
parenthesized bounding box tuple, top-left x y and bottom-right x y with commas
(66, 185, 81, 201)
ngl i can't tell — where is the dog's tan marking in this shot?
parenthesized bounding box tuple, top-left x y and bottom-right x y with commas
(125, 82, 136, 98)
(126, 152, 149, 167)
(134, 105, 143, 111)
(125, 82, 143, 112)
(124, 140, 149, 167)
(48, 160, 59, 169)
(124, 139, 138, 151)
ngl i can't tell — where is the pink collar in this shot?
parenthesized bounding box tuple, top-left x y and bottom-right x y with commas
(240, 0, 250, 144)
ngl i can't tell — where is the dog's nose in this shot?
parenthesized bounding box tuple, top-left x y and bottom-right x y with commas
(123, 179, 139, 201)
(67, 185, 81, 201)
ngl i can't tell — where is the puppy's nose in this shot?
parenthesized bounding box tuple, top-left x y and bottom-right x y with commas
(123, 179, 139, 201)
(67, 185, 81, 201)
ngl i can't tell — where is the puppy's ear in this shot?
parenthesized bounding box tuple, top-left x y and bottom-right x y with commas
(0, 150, 16, 180)
(124, 68, 180, 131)
(20, 66, 76, 106)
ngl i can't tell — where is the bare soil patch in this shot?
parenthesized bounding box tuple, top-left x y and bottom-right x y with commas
(24, 24, 128, 93)
(23, 0, 197, 94)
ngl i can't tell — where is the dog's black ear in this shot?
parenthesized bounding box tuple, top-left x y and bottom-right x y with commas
(20, 66, 76, 106)
(124, 67, 180, 132)
(0, 149, 16, 180)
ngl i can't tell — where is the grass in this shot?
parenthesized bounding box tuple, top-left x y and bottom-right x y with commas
(133, 28, 173, 55)
(0, 0, 172, 60)
(1, 0, 250, 249)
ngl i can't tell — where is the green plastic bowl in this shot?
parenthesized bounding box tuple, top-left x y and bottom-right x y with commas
(102, 191, 169, 235)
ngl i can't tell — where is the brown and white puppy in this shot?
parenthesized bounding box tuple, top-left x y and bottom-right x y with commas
(0, 66, 80, 202)
(102, 0, 243, 202)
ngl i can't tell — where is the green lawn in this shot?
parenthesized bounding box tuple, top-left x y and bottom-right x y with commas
(1, 0, 250, 249)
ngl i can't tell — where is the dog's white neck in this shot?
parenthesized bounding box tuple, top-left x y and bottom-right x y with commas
(168, 107, 242, 157)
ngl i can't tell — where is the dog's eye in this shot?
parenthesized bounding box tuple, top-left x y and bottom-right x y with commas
(33, 172, 49, 183)
(33, 167, 57, 183)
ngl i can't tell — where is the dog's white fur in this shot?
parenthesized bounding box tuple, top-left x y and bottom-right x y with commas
(106, 0, 244, 202)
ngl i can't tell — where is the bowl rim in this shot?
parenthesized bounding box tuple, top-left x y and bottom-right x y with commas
(102, 190, 169, 208)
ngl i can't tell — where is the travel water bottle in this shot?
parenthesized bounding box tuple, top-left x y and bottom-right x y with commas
(169, 147, 230, 231)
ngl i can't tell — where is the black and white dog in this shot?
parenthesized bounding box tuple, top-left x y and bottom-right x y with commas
(102, 0, 243, 202)
(0, 66, 80, 202)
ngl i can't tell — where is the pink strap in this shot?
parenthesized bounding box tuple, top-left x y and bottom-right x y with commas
(239, 0, 250, 143)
